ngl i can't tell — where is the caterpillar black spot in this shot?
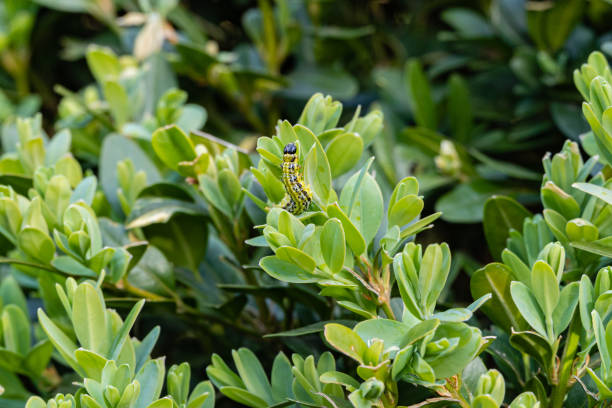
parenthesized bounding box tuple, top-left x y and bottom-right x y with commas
(280, 143, 312, 215)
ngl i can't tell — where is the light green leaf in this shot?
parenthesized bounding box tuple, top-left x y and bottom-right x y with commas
(303, 139, 332, 208)
(531, 261, 559, 322)
(2, 305, 30, 356)
(72, 283, 110, 356)
(339, 172, 383, 246)
(320, 218, 345, 274)
(325, 133, 363, 178)
(471, 263, 528, 332)
(232, 348, 273, 404)
(152, 125, 197, 172)
(510, 282, 547, 338)
(103, 81, 130, 126)
(324, 323, 366, 363)
(259, 256, 318, 283)
(326, 203, 366, 256)
(18, 227, 55, 264)
(37, 308, 80, 373)
(275, 246, 316, 275)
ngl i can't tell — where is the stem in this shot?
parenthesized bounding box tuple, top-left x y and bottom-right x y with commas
(550, 310, 581, 408)
(443, 378, 471, 408)
(119, 279, 169, 302)
(0, 257, 57, 272)
(15, 65, 29, 97)
(382, 300, 396, 321)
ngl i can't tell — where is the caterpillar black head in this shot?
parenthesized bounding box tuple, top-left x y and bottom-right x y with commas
(283, 143, 297, 154)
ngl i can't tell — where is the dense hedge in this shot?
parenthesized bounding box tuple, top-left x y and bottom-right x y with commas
(1, 1, 612, 408)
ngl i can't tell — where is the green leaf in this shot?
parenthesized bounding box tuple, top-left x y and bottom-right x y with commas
(303, 138, 332, 208)
(199, 175, 231, 217)
(325, 133, 364, 178)
(0, 349, 24, 372)
(126, 198, 203, 229)
(0, 198, 22, 242)
(2, 305, 30, 355)
(72, 283, 110, 356)
(109, 299, 145, 361)
(270, 353, 292, 403)
(320, 371, 360, 391)
(320, 218, 345, 274)
(177, 105, 207, 133)
(18, 227, 55, 264)
(339, 172, 383, 246)
(509, 330, 554, 372)
(509, 392, 540, 408)
(218, 169, 242, 211)
(294, 125, 317, 156)
(259, 256, 318, 284)
(142, 213, 207, 272)
(441, 8, 495, 38)
(219, 386, 268, 408)
(472, 395, 499, 408)
(134, 359, 166, 408)
(23, 340, 53, 375)
(134, 326, 161, 374)
(484, 197, 531, 261)
(427, 321, 482, 379)
(471, 149, 541, 181)
(37, 308, 80, 373)
(526, 0, 584, 52)
(583, 103, 612, 166)
(570, 240, 612, 257)
(541, 181, 580, 220)
(74, 348, 108, 381)
(147, 398, 174, 408)
(152, 125, 197, 172)
(448, 74, 473, 142)
(85, 47, 121, 83)
(510, 282, 547, 338)
(420, 243, 451, 313)
(326, 203, 366, 256)
(100, 135, 161, 216)
(471, 263, 528, 332)
(45, 129, 71, 166)
(552, 282, 579, 336)
(128, 246, 174, 297)
(406, 60, 437, 129)
(436, 181, 499, 223)
(354, 319, 410, 351)
(275, 246, 316, 275)
(51, 256, 97, 278)
(572, 182, 612, 206)
(531, 261, 559, 322)
(232, 348, 274, 404)
(324, 323, 366, 363)
(0, 174, 32, 196)
(400, 211, 442, 239)
(388, 195, 424, 229)
(0, 276, 27, 317)
(71, 176, 97, 205)
(350, 110, 383, 147)
(103, 81, 130, 126)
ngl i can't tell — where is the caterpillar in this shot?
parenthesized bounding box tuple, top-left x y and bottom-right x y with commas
(280, 143, 312, 215)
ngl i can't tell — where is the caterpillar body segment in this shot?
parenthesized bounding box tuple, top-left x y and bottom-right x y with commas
(280, 143, 312, 215)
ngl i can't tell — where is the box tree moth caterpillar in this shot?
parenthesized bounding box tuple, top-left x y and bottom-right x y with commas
(280, 142, 312, 215)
